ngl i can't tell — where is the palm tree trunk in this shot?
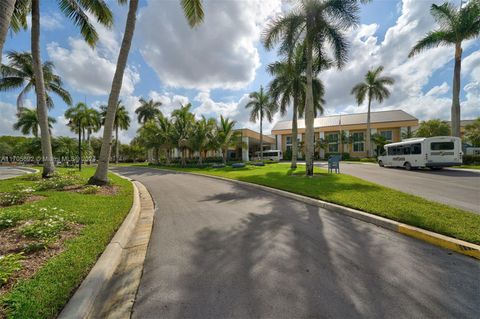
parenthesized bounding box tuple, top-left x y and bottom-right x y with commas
(222, 148, 227, 164)
(366, 95, 372, 157)
(31, 0, 55, 178)
(304, 37, 315, 177)
(181, 148, 186, 166)
(89, 0, 139, 185)
(198, 150, 203, 165)
(260, 114, 263, 161)
(291, 99, 298, 169)
(0, 0, 15, 67)
(451, 42, 462, 138)
(115, 125, 119, 164)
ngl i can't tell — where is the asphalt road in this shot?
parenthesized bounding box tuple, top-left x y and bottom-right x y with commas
(0, 167, 33, 180)
(113, 166, 479, 319)
(316, 162, 480, 213)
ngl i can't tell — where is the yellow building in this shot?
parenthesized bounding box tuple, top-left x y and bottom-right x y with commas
(271, 110, 419, 159)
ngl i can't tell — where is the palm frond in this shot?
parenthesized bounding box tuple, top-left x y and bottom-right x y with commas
(180, 0, 204, 28)
(58, 0, 99, 46)
(408, 30, 455, 58)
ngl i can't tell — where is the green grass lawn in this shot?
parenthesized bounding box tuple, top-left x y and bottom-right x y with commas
(456, 165, 480, 170)
(0, 167, 133, 319)
(142, 163, 480, 244)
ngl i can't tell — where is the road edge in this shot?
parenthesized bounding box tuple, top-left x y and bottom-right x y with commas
(155, 167, 480, 260)
(58, 173, 142, 319)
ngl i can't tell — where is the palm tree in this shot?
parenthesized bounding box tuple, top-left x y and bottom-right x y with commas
(13, 107, 55, 137)
(137, 120, 162, 164)
(171, 103, 195, 166)
(27, 0, 112, 177)
(55, 136, 77, 164)
(135, 97, 163, 124)
(0, 0, 16, 67)
(245, 86, 276, 161)
(268, 44, 328, 168)
(65, 102, 101, 143)
(216, 116, 241, 164)
(100, 101, 130, 164)
(90, 0, 204, 185)
(351, 66, 394, 157)
(190, 116, 217, 164)
(263, 0, 364, 176)
(408, 1, 480, 138)
(0, 51, 72, 113)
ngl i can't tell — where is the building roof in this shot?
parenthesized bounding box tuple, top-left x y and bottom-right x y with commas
(271, 110, 418, 131)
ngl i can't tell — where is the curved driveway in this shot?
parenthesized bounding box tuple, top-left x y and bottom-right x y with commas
(113, 166, 479, 319)
(0, 166, 34, 180)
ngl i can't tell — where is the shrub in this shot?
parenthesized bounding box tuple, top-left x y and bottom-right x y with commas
(21, 173, 41, 181)
(0, 253, 24, 287)
(35, 173, 83, 191)
(0, 191, 28, 207)
(79, 185, 100, 194)
(283, 149, 292, 161)
(0, 212, 21, 229)
(463, 155, 480, 165)
(22, 242, 48, 254)
(20, 215, 68, 239)
(324, 153, 350, 160)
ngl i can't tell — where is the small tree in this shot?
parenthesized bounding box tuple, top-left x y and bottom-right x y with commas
(464, 118, 480, 147)
(415, 119, 451, 137)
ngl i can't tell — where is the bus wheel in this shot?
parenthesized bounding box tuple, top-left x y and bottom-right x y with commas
(404, 162, 412, 171)
(378, 160, 384, 167)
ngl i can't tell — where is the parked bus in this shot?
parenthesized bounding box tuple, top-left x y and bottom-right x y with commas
(377, 136, 462, 170)
(254, 150, 283, 161)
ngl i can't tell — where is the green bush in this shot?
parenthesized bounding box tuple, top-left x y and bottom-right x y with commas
(324, 153, 350, 160)
(0, 211, 21, 229)
(35, 173, 83, 191)
(283, 149, 292, 160)
(79, 185, 100, 194)
(20, 215, 68, 239)
(0, 191, 28, 207)
(0, 253, 24, 287)
(463, 155, 480, 165)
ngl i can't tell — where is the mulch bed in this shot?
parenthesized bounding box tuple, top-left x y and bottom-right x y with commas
(63, 185, 120, 196)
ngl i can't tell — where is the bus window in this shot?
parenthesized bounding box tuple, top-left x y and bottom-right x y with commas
(431, 142, 454, 150)
(411, 143, 421, 154)
(402, 145, 411, 155)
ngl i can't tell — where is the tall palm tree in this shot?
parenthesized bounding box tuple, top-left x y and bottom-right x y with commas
(190, 116, 217, 164)
(101, 101, 130, 164)
(27, 0, 112, 177)
(65, 102, 101, 143)
(268, 44, 328, 168)
(13, 107, 55, 137)
(0, 51, 72, 113)
(245, 86, 276, 161)
(216, 115, 241, 164)
(351, 66, 394, 157)
(135, 97, 163, 124)
(91, 0, 204, 185)
(137, 120, 162, 163)
(263, 0, 364, 176)
(171, 103, 195, 166)
(408, 0, 480, 137)
(0, 0, 16, 67)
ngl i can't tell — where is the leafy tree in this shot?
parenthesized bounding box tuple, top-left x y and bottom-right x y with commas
(263, 0, 365, 176)
(54, 136, 77, 163)
(464, 118, 480, 147)
(100, 101, 130, 164)
(171, 103, 195, 166)
(65, 102, 101, 143)
(135, 97, 163, 124)
(409, 0, 480, 138)
(13, 107, 55, 137)
(351, 66, 394, 157)
(0, 51, 72, 112)
(415, 119, 451, 137)
(91, 0, 204, 185)
(371, 133, 387, 156)
(0, 142, 13, 158)
(216, 116, 241, 164)
(245, 86, 277, 161)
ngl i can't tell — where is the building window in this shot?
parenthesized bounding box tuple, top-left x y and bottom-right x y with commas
(326, 133, 339, 153)
(352, 132, 364, 152)
(380, 130, 393, 142)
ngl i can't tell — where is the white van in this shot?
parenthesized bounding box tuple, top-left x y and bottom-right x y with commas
(254, 150, 283, 161)
(377, 136, 463, 170)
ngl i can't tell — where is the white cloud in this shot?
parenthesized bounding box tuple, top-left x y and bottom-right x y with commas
(426, 82, 449, 97)
(46, 15, 140, 97)
(137, 0, 282, 90)
(0, 102, 20, 136)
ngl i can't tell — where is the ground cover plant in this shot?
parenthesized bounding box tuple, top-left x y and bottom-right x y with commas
(0, 167, 133, 319)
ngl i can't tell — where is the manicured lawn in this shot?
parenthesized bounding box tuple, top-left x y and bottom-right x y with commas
(0, 167, 133, 319)
(456, 165, 480, 170)
(144, 163, 480, 244)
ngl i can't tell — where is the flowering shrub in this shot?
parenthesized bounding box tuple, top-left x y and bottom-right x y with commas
(35, 173, 83, 191)
(21, 173, 42, 181)
(0, 211, 20, 229)
(79, 185, 100, 194)
(20, 215, 68, 239)
(0, 253, 24, 287)
(0, 191, 28, 207)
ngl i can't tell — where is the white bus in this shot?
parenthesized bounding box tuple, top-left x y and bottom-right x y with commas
(377, 136, 463, 170)
(254, 150, 283, 161)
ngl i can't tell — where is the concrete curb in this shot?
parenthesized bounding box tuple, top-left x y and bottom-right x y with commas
(155, 167, 480, 260)
(58, 175, 141, 319)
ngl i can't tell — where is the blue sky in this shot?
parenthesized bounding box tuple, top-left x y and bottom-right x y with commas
(1, 0, 479, 142)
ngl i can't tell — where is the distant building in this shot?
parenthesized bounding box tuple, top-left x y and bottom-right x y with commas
(271, 110, 419, 158)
